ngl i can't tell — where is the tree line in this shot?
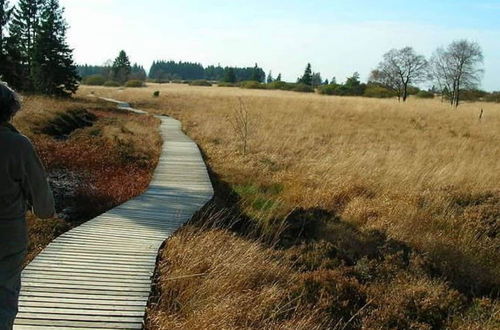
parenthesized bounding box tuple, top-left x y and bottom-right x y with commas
(0, 0, 78, 96)
(286, 40, 485, 107)
(79, 57, 268, 85)
(77, 51, 147, 85)
(149, 61, 266, 83)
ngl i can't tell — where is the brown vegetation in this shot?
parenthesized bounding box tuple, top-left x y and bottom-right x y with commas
(13, 96, 161, 263)
(80, 84, 499, 329)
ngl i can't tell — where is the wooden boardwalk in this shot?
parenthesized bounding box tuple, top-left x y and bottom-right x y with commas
(14, 102, 214, 329)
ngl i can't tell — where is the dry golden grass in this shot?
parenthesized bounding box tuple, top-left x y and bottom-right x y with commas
(79, 84, 499, 328)
(147, 227, 329, 330)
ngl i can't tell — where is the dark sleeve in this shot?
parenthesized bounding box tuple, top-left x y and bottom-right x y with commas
(22, 139, 55, 219)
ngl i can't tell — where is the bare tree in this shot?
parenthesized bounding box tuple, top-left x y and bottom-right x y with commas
(229, 98, 251, 155)
(371, 47, 428, 102)
(369, 68, 403, 101)
(430, 40, 483, 107)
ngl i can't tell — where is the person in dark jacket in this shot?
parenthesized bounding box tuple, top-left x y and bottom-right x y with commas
(0, 82, 55, 329)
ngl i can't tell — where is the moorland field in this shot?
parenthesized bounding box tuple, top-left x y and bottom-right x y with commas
(77, 84, 499, 329)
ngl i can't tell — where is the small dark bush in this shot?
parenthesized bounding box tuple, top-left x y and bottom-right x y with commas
(217, 82, 236, 87)
(364, 86, 397, 98)
(239, 81, 266, 89)
(103, 80, 121, 87)
(153, 91, 160, 97)
(189, 80, 212, 87)
(363, 274, 464, 329)
(82, 75, 106, 86)
(292, 269, 367, 324)
(460, 89, 489, 102)
(407, 86, 421, 95)
(125, 80, 145, 88)
(484, 91, 500, 103)
(266, 81, 296, 91)
(293, 83, 314, 93)
(415, 90, 435, 99)
(317, 84, 338, 95)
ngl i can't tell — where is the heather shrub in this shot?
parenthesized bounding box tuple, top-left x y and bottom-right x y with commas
(266, 81, 295, 90)
(317, 84, 338, 95)
(125, 80, 145, 88)
(416, 90, 435, 98)
(293, 83, 314, 93)
(485, 91, 500, 103)
(239, 80, 266, 89)
(364, 85, 397, 98)
(82, 74, 106, 86)
(292, 269, 367, 326)
(362, 274, 465, 329)
(103, 80, 121, 87)
(189, 80, 212, 87)
(217, 82, 236, 87)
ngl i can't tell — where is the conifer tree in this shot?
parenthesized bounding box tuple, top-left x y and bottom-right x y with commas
(9, 0, 44, 68)
(276, 73, 282, 82)
(250, 63, 261, 82)
(0, 0, 11, 44)
(0, 0, 12, 77)
(224, 67, 236, 83)
(299, 63, 312, 86)
(112, 50, 131, 84)
(266, 71, 273, 83)
(31, 0, 78, 96)
(311, 72, 322, 87)
(0, 0, 24, 88)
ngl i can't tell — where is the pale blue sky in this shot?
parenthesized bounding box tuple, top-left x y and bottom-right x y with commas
(56, 0, 499, 90)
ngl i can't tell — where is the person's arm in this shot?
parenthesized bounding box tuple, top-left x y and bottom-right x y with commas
(22, 139, 55, 219)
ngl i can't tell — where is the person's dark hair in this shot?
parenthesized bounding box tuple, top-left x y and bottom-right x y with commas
(0, 82, 21, 123)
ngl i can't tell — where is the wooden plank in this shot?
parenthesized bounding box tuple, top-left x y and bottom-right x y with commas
(21, 287, 150, 297)
(39, 244, 159, 256)
(36, 250, 156, 261)
(33, 255, 153, 267)
(15, 315, 144, 326)
(19, 301, 145, 311)
(22, 274, 151, 285)
(22, 279, 150, 289)
(19, 307, 145, 317)
(19, 291, 149, 302)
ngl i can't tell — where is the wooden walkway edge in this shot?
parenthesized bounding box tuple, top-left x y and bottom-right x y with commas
(14, 101, 214, 329)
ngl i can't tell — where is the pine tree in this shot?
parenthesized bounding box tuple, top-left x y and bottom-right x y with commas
(112, 50, 131, 84)
(224, 67, 236, 83)
(299, 63, 312, 86)
(0, 0, 12, 78)
(266, 71, 273, 83)
(130, 63, 146, 81)
(30, 0, 78, 96)
(311, 72, 322, 87)
(276, 73, 282, 82)
(1, 0, 24, 88)
(0, 0, 11, 44)
(250, 63, 260, 82)
(9, 0, 44, 68)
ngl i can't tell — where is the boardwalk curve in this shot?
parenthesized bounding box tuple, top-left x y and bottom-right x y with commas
(14, 101, 214, 329)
